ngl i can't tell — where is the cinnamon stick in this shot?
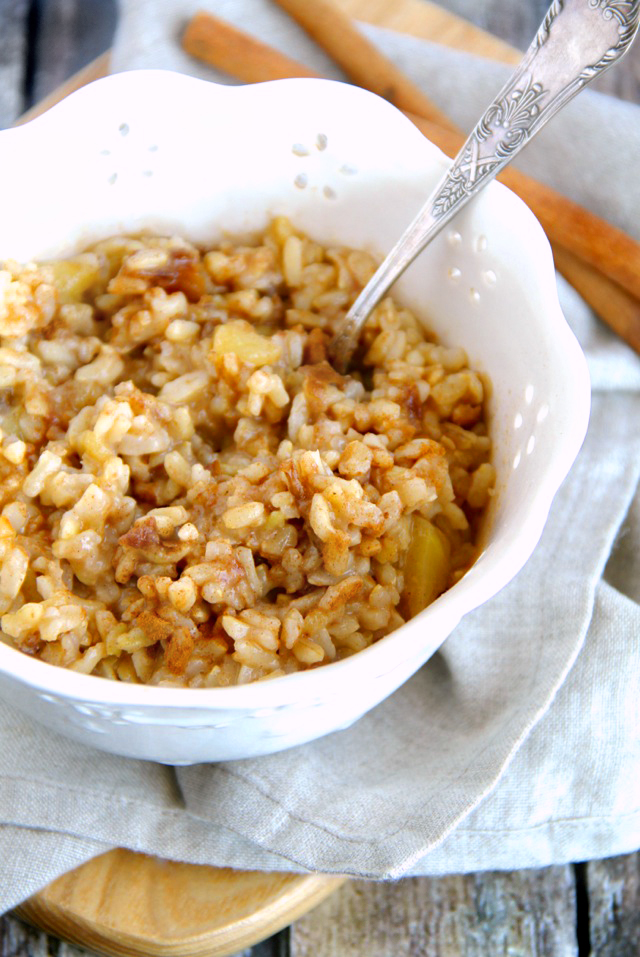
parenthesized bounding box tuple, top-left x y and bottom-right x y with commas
(406, 113, 640, 304)
(182, 12, 319, 82)
(181, 11, 640, 352)
(552, 246, 640, 354)
(271, 0, 457, 131)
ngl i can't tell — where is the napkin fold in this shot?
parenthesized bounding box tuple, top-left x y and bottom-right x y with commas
(1, 0, 640, 913)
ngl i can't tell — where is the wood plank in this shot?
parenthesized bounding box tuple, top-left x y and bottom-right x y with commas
(0, 0, 30, 128)
(410, 0, 640, 101)
(1, 913, 89, 956)
(28, 0, 117, 108)
(587, 853, 640, 957)
(0, 911, 278, 957)
(290, 868, 578, 956)
(16, 51, 111, 126)
(432, 0, 549, 49)
(337, 0, 520, 63)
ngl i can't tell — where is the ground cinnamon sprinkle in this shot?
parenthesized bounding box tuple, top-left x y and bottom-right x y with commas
(0, 218, 494, 687)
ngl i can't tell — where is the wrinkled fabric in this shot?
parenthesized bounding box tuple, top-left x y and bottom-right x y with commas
(1, 0, 639, 914)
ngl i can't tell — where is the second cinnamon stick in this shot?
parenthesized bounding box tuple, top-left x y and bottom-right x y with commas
(181, 10, 640, 353)
(182, 12, 320, 82)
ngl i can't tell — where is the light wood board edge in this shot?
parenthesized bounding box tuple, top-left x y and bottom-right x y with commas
(339, 0, 521, 62)
(15, 50, 111, 125)
(17, 849, 346, 957)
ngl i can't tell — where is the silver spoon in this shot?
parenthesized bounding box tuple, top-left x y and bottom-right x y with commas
(329, 0, 640, 372)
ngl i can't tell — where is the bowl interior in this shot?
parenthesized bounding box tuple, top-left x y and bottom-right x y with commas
(0, 72, 590, 705)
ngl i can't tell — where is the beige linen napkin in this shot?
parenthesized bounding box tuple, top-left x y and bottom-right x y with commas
(1, 0, 640, 913)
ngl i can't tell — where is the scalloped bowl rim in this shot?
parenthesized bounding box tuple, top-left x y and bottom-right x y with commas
(0, 71, 590, 710)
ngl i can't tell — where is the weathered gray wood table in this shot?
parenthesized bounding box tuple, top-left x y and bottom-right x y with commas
(1, 2, 639, 955)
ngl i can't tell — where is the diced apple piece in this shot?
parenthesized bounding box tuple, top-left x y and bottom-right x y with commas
(48, 257, 100, 304)
(264, 511, 285, 531)
(401, 515, 451, 618)
(212, 320, 280, 366)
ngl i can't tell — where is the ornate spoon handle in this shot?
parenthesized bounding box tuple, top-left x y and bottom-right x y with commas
(330, 0, 640, 371)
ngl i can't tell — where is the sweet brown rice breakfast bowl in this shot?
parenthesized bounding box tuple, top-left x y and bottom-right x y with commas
(0, 72, 589, 763)
(1, 222, 495, 686)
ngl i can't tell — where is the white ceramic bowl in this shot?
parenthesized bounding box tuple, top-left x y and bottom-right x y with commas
(0, 71, 589, 764)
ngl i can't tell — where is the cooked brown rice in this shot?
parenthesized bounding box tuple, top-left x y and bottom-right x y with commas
(0, 218, 494, 687)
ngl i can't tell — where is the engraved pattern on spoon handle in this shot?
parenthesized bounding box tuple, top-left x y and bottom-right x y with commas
(330, 0, 640, 372)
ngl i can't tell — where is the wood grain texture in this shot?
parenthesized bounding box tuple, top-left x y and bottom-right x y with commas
(0, 913, 278, 957)
(28, 0, 116, 108)
(338, 0, 520, 63)
(290, 868, 578, 956)
(15, 51, 111, 126)
(432, 0, 640, 101)
(0, 0, 30, 128)
(437, 0, 549, 47)
(1, 912, 279, 957)
(0, 913, 91, 957)
(587, 853, 640, 957)
(16, 850, 344, 957)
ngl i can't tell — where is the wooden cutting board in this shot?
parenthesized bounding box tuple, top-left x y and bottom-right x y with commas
(17, 851, 345, 957)
(16, 4, 519, 956)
